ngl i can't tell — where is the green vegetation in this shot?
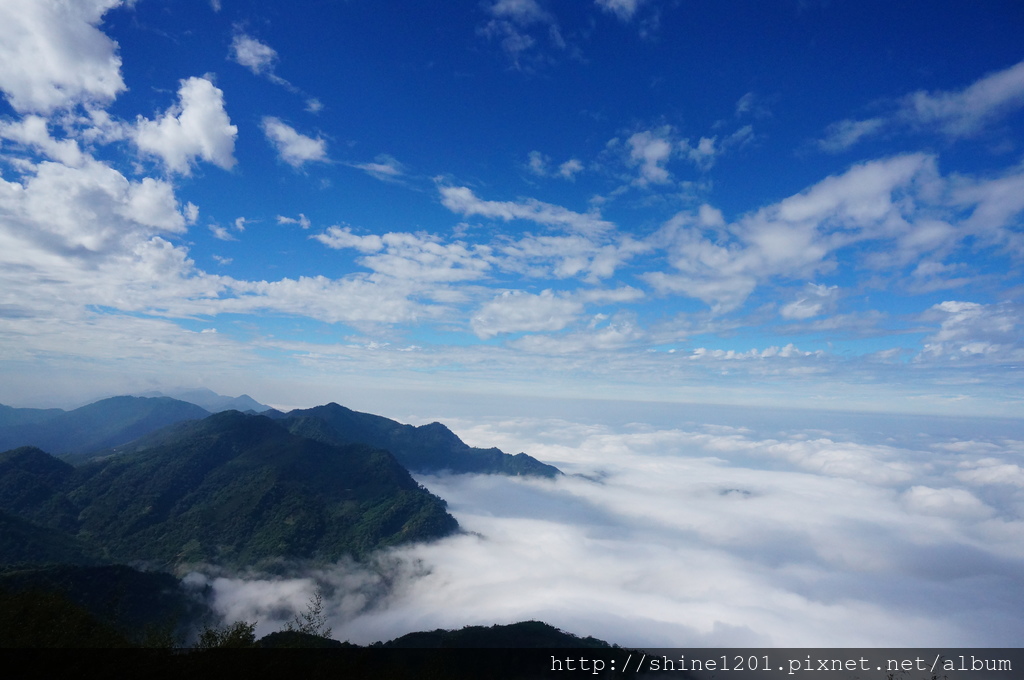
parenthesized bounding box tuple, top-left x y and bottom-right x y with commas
(0, 398, 588, 656)
(195, 620, 257, 648)
(279, 403, 562, 477)
(0, 411, 458, 569)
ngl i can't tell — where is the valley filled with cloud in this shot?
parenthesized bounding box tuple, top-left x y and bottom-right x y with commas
(197, 406, 1024, 647)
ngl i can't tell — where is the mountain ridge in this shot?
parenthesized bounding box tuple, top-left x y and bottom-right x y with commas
(1, 412, 459, 569)
(276, 402, 561, 478)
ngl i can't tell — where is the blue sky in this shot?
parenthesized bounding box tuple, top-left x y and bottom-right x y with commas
(1, 0, 1023, 415)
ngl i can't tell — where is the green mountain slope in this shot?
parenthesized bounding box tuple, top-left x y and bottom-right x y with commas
(0, 564, 205, 642)
(1, 412, 458, 568)
(277, 403, 561, 477)
(0, 447, 79, 531)
(0, 511, 98, 567)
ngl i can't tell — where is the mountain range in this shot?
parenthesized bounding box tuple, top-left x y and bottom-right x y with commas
(0, 391, 567, 648)
(0, 393, 559, 477)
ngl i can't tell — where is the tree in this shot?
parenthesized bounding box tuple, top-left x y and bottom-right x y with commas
(195, 620, 257, 648)
(284, 588, 332, 639)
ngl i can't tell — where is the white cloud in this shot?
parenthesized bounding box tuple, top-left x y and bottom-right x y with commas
(230, 34, 278, 75)
(627, 127, 674, 185)
(818, 118, 886, 153)
(479, 0, 567, 70)
(495, 233, 645, 282)
(490, 0, 551, 23)
(902, 59, 1024, 137)
(132, 77, 238, 174)
(313, 227, 493, 284)
(595, 0, 644, 21)
(901, 486, 993, 519)
(780, 283, 839, 320)
(359, 233, 493, 283)
(955, 169, 1024, 249)
(0, 157, 187, 259)
(277, 213, 311, 230)
(646, 154, 937, 312)
(439, 186, 614, 235)
(312, 226, 384, 254)
(471, 290, 583, 338)
(820, 59, 1024, 149)
(209, 223, 236, 241)
(219, 275, 426, 325)
(920, 301, 1024, 363)
(682, 135, 717, 170)
(512, 317, 644, 354)
(526, 152, 583, 180)
(526, 150, 548, 175)
(191, 414, 1024, 648)
(184, 202, 199, 225)
(558, 158, 583, 179)
(0, 0, 126, 114)
(689, 343, 824, 363)
(350, 154, 405, 182)
(957, 459, 1024, 489)
(0, 115, 87, 167)
(261, 117, 328, 167)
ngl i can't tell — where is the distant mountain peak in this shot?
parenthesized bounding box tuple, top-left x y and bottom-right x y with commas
(132, 388, 271, 414)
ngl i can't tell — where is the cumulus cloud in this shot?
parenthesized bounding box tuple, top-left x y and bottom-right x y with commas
(558, 158, 584, 179)
(645, 154, 938, 311)
(312, 226, 385, 254)
(471, 290, 583, 338)
(313, 229, 492, 284)
(0, 157, 187, 260)
(230, 34, 278, 76)
(526, 151, 583, 179)
(901, 486, 993, 519)
(496, 233, 644, 282)
(920, 300, 1024, 363)
(627, 127, 675, 185)
(682, 135, 718, 170)
(261, 117, 328, 167)
(0, 115, 87, 167)
(0, 0, 126, 114)
(132, 77, 238, 174)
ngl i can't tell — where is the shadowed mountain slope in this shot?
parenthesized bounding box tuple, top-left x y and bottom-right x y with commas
(0, 412, 458, 568)
(277, 403, 561, 477)
(0, 396, 210, 456)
